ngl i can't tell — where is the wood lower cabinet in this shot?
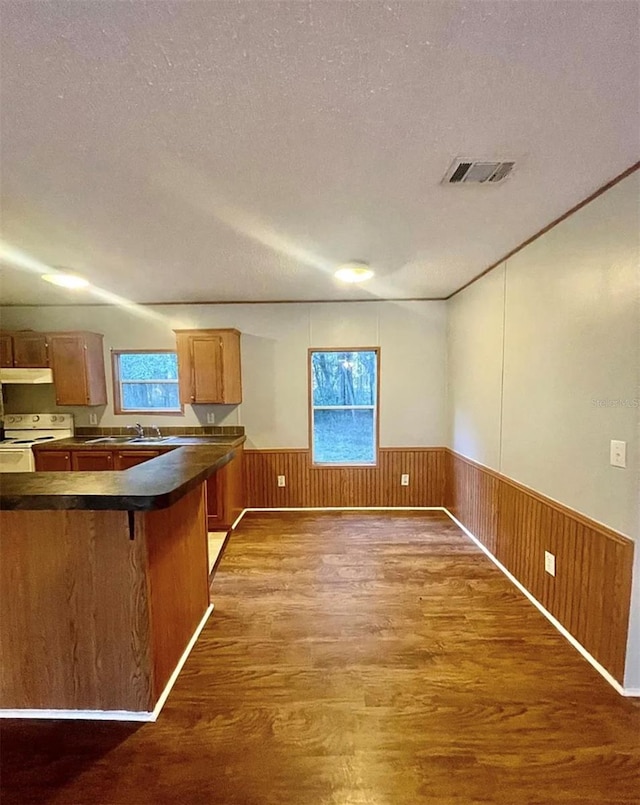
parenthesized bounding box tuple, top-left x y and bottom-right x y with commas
(34, 450, 72, 472)
(206, 445, 244, 531)
(48, 332, 107, 406)
(35, 448, 160, 472)
(174, 329, 242, 405)
(33, 445, 244, 533)
(115, 450, 160, 470)
(71, 450, 114, 471)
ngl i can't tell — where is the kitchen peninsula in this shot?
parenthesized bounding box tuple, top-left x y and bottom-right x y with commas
(0, 436, 245, 721)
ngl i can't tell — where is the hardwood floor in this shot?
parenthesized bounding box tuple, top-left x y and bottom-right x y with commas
(2, 511, 639, 804)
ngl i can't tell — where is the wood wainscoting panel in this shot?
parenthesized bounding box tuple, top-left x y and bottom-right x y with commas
(445, 449, 499, 554)
(143, 484, 210, 700)
(244, 447, 446, 509)
(446, 450, 634, 684)
(0, 509, 153, 711)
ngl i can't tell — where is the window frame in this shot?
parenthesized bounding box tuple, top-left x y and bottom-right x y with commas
(111, 349, 184, 415)
(308, 346, 380, 468)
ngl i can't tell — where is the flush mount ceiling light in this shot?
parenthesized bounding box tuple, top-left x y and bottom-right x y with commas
(41, 271, 90, 289)
(334, 262, 374, 283)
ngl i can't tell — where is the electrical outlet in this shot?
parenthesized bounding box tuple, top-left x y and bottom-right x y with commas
(401, 474, 409, 486)
(544, 550, 556, 577)
(207, 412, 216, 425)
(89, 413, 98, 425)
(277, 475, 286, 487)
(610, 439, 626, 468)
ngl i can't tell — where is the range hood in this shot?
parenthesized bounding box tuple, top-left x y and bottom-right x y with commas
(0, 368, 54, 384)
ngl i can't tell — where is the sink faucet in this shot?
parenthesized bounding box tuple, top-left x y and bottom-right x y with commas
(151, 425, 162, 438)
(126, 423, 145, 438)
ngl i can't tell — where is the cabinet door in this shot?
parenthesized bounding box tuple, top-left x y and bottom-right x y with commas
(115, 450, 160, 470)
(175, 329, 241, 405)
(206, 471, 226, 530)
(0, 334, 14, 367)
(71, 450, 114, 471)
(13, 333, 49, 368)
(49, 335, 89, 405)
(35, 450, 72, 471)
(191, 336, 224, 403)
(205, 448, 244, 531)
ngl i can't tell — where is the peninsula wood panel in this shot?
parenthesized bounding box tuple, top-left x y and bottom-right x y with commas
(143, 484, 210, 699)
(445, 449, 634, 684)
(244, 448, 446, 508)
(0, 509, 154, 711)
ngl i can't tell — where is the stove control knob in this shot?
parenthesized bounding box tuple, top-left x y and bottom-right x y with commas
(32, 415, 40, 422)
(51, 415, 58, 422)
(8, 416, 16, 423)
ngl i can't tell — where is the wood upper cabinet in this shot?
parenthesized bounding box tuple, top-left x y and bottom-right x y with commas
(48, 332, 107, 406)
(1, 334, 14, 367)
(174, 329, 242, 405)
(0, 331, 49, 367)
(71, 450, 114, 471)
(13, 333, 49, 367)
(114, 450, 160, 470)
(34, 450, 72, 471)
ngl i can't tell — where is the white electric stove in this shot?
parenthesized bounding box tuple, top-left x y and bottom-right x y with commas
(0, 413, 74, 473)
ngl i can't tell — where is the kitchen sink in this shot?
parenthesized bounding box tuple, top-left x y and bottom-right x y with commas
(85, 435, 176, 445)
(85, 436, 134, 444)
(127, 437, 175, 443)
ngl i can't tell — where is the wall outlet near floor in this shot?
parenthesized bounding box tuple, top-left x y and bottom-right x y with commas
(401, 473, 410, 486)
(277, 475, 286, 487)
(207, 412, 216, 425)
(89, 414, 98, 425)
(544, 550, 556, 577)
(610, 439, 626, 468)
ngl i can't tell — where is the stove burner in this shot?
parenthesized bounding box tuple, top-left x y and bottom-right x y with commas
(33, 436, 55, 441)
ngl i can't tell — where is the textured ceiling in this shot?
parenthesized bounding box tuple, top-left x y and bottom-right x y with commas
(1, 0, 638, 305)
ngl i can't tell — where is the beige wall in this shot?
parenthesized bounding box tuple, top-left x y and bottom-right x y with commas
(447, 171, 640, 688)
(447, 264, 505, 469)
(0, 300, 447, 449)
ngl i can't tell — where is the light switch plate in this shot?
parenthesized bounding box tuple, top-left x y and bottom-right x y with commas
(89, 414, 98, 425)
(401, 474, 409, 486)
(207, 412, 216, 424)
(610, 440, 626, 468)
(544, 551, 556, 577)
(277, 475, 286, 487)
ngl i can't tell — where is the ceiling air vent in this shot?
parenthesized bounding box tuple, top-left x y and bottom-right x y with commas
(443, 159, 515, 185)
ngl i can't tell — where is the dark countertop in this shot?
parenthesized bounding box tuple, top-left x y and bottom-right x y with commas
(30, 434, 241, 451)
(0, 436, 245, 512)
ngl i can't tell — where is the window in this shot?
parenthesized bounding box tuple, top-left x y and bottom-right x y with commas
(112, 351, 182, 414)
(309, 348, 379, 465)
